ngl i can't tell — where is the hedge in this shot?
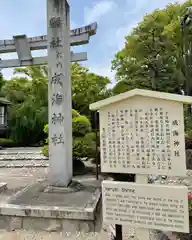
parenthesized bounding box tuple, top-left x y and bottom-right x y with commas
(72, 115, 91, 137)
(0, 138, 16, 148)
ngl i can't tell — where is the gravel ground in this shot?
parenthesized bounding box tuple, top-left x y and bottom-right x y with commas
(0, 230, 110, 240)
(154, 170, 192, 191)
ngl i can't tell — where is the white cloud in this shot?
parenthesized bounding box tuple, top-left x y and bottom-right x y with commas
(106, 22, 138, 51)
(115, 24, 136, 50)
(125, 0, 150, 16)
(84, 0, 116, 24)
(1, 52, 17, 79)
(87, 59, 117, 88)
(70, 21, 77, 29)
(175, 0, 186, 3)
(90, 65, 115, 80)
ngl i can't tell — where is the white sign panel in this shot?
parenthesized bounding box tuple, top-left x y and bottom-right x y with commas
(100, 97, 186, 176)
(102, 181, 189, 233)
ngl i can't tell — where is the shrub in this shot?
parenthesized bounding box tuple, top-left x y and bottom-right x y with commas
(8, 100, 48, 146)
(0, 138, 16, 148)
(42, 110, 97, 159)
(42, 144, 49, 157)
(185, 136, 192, 149)
(72, 115, 91, 137)
(184, 115, 192, 149)
(72, 109, 80, 119)
(73, 132, 96, 158)
(43, 124, 49, 134)
(188, 194, 192, 212)
(73, 159, 86, 176)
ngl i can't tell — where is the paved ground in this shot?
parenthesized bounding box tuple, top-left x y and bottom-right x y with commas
(0, 168, 48, 200)
(0, 166, 111, 240)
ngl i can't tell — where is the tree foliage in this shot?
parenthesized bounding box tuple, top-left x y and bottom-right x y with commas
(2, 64, 109, 146)
(2, 67, 48, 145)
(112, 0, 192, 95)
(71, 63, 112, 116)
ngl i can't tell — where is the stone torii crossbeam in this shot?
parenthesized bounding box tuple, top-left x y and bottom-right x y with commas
(0, 0, 97, 187)
(0, 22, 97, 68)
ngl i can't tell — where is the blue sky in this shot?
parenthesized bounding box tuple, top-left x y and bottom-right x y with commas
(0, 0, 185, 83)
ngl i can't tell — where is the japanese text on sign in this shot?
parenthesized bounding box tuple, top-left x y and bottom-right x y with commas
(100, 98, 186, 176)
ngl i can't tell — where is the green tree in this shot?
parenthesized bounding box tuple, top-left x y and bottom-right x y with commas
(11, 64, 111, 116)
(2, 63, 110, 146)
(112, 1, 192, 95)
(71, 63, 112, 116)
(13, 66, 48, 106)
(8, 98, 47, 145)
(2, 77, 31, 104)
(0, 72, 5, 95)
(2, 66, 48, 145)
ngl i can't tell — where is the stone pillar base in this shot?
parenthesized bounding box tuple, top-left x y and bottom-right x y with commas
(0, 179, 101, 233)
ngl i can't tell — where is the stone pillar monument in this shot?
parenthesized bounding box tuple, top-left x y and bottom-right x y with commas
(47, 0, 72, 187)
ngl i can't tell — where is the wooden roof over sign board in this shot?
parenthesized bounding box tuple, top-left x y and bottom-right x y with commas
(89, 89, 192, 110)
